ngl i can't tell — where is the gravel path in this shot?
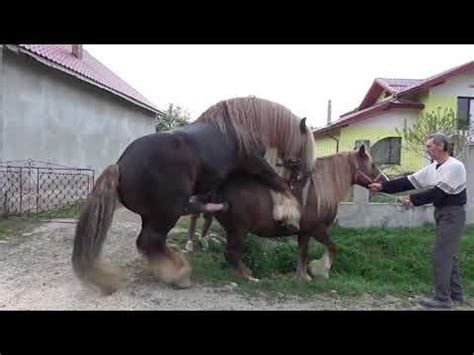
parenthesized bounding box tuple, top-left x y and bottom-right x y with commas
(1, 208, 471, 310)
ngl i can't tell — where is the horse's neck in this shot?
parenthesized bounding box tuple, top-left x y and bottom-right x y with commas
(313, 153, 354, 210)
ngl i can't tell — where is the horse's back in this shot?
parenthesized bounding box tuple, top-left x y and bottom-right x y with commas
(115, 123, 239, 216)
(117, 131, 199, 216)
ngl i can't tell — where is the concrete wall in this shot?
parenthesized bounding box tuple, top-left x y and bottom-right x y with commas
(335, 144, 474, 227)
(1, 48, 155, 175)
(336, 202, 435, 228)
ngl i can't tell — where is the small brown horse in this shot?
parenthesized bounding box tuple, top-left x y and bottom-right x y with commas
(186, 145, 385, 281)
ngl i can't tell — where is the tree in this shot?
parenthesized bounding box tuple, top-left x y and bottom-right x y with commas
(395, 107, 469, 160)
(155, 103, 191, 132)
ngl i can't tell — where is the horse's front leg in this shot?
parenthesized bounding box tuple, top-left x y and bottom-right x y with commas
(239, 154, 291, 194)
(309, 224, 337, 280)
(296, 234, 312, 281)
(226, 229, 259, 282)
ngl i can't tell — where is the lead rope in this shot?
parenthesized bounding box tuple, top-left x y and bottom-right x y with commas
(355, 168, 410, 211)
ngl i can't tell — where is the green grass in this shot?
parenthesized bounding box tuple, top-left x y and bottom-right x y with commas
(36, 203, 82, 220)
(173, 216, 474, 298)
(0, 218, 37, 240)
(0, 203, 81, 239)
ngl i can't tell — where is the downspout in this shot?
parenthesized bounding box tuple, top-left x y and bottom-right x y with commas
(326, 99, 339, 153)
(328, 134, 339, 153)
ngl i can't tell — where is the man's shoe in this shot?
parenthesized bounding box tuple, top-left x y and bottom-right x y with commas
(418, 297, 454, 309)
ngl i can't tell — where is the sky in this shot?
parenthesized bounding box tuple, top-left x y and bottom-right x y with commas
(86, 45, 474, 129)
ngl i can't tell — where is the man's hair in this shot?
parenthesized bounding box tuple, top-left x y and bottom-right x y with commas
(428, 133, 450, 152)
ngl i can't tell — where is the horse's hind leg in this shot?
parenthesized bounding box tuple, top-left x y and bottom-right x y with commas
(137, 217, 192, 289)
(225, 230, 258, 282)
(199, 213, 213, 251)
(184, 214, 199, 253)
(296, 234, 312, 281)
(309, 224, 337, 280)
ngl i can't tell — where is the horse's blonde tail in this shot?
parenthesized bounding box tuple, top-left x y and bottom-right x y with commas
(71, 164, 122, 295)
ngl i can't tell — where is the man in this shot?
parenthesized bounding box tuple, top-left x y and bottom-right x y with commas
(369, 133, 467, 309)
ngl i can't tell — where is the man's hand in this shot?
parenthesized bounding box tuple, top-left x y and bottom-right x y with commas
(368, 182, 383, 192)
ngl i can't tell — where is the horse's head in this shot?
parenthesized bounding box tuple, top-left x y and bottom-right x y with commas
(352, 145, 388, 187)
(276, 158, 312, 191)
(276, 117, 315, 190)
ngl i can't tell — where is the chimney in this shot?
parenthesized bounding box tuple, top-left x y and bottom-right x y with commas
(72, 45, 83, 59)
(327, 99, 332, 125)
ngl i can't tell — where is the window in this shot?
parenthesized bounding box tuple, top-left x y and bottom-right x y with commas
(370, 137, 402, 165)
(354, 139, 370, 150)
(457, 97, 474, 131)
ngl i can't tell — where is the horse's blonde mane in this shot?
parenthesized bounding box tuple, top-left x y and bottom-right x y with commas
(310, 151, 357, 217)
(197, 96, 316, 173)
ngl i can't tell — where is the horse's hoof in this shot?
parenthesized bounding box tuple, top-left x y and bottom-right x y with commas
(184, 240, 194, 253)
(99, 285, 119, 296)
(172, 278, 192, 289)
(309, 259, 330, 280)
(247, 276, 260, 283)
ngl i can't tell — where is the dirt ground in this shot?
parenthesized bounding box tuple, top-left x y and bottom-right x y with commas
(0, 208, 471, 310)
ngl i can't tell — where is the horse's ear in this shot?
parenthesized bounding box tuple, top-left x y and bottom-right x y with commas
(300, 117, 307, 134)
(358, 144, 367, 157)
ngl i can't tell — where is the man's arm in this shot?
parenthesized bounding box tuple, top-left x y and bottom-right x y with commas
(408, 187, 446, 206)
(370, 165, 431, 194)
(380, 176, 415, 194)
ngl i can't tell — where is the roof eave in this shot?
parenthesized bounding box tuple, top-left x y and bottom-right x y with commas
(358, 80, 383, 110)
(13, 45, 165, 116)
(312, 101, 423, 135)
(395, 61, 474, 99)
(357, 78, 399, 111)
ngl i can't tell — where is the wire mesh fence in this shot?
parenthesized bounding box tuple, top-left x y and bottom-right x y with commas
(0, 160, 94, 221)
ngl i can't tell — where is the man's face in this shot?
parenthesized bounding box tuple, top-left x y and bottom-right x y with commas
(425, 138, 444, 160)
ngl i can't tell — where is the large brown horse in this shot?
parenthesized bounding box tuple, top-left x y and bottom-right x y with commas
(71, 97, 315, 294)
(186, 145, 385, 281)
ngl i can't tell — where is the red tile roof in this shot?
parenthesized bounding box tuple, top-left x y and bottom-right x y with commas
(377, 78, 424, 93)
(15, 45, 162, 115)
(394, 60, 474, 97)
(313, 98, 424, 136)
(358, 78, 423, 111)
(314, 60, 474, 135)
